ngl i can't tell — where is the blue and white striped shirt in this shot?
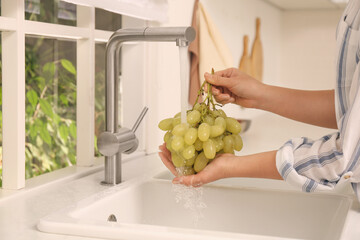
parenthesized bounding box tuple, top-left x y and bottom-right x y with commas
(276, 0, 360, 201)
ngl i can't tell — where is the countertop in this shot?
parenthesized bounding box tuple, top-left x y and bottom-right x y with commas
(0, 112, 359, 240)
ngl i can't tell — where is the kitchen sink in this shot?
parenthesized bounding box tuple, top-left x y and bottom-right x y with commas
(38, 171, 352, 240)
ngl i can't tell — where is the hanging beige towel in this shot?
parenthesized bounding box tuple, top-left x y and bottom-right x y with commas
(198, 2, 233, 86)
(188, 0, 200, 105)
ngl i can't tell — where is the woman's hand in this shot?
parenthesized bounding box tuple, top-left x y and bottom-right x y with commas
(204, 68, 265, 109)
(204, 67, 337, 128)
(159, 143, 282, 186)
(158, 143, 234, 187)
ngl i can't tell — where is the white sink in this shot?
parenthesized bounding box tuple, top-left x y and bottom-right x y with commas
(38, 171, 352, 240)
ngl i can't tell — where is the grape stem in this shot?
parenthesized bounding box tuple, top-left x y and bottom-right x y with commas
(192, 68, 219, 113)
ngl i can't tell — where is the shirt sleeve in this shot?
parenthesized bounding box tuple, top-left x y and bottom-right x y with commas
(276, 64, 360, 194)
(276, 132, 346, 192)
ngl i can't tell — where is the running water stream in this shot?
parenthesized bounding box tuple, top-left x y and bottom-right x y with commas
(179, 46, 189, 124)
(174, 46, 207, 226)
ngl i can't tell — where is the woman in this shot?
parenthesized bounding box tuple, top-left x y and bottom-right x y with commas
(159, 0, 360, 200)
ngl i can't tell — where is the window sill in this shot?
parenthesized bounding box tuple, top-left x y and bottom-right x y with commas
(0, 151, 146, 202)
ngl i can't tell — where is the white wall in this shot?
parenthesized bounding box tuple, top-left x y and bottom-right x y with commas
(280, 10, 343, 90)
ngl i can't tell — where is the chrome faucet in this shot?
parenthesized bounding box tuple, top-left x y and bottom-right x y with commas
(97, 27, 196, 185)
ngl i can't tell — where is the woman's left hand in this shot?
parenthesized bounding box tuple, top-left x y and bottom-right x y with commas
(158, 143, 234, 187)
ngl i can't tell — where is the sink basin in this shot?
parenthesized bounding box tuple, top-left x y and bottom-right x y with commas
(38, 172, 352, 240)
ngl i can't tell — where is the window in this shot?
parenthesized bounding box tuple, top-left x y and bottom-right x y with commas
(0, 0, 126, 189)
(94, 43, 106, 156)
(95, 8, 121, 31)
(25, 0, 76, 26)
(25, 36, 77, 179)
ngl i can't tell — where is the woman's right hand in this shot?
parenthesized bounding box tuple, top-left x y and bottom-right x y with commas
(204, 68, 265, 109)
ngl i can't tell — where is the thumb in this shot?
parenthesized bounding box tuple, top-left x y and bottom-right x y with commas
(204, 72, 234, 88)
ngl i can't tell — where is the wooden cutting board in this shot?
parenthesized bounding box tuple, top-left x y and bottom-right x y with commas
(238, 35, 252, 76)
(251, 18, 263, 81)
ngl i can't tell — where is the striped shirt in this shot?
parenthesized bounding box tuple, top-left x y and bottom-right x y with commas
(276, 0, 360, 201)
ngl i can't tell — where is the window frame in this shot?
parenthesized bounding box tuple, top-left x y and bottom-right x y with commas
(0, 0, 114, 190)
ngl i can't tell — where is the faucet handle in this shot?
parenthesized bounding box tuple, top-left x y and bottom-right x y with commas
(132, 106, 149, 132)
(97, 107, 148, 157)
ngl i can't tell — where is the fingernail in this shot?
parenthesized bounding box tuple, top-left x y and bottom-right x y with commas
(204, 72, 211, 78)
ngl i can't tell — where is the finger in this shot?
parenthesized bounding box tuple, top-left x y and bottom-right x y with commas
(158, 152, 178, 176)
(211, 86, 223, 95)
(158, 150, 171, 166)
(213, 68, 238, 78)
(173, 175, 203, 187)
(220, 99, 235, 105)
(215, 93, 231, 102)
(204, 72, 235, 88)
(213, 96, 229, 105)
(159, 144, 171, 160)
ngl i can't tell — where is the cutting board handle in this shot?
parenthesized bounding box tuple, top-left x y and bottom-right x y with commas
(256, 18, 261, 36)
(243, 35, 249, 56)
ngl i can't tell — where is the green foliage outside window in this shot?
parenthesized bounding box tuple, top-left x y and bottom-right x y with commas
(0, 37, 78, 187)
(0, 0, 112, 187)
(24, 37, 77, 180)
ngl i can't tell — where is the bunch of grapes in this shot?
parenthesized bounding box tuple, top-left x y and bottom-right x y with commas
(158, 69, 243, 175)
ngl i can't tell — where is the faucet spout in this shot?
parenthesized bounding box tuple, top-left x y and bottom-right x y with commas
(99, 27, 195, 185)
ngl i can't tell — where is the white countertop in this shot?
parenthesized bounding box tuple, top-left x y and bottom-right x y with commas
(0, 112, 359, 240)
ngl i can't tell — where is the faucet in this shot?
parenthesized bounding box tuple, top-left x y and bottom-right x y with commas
(97, 27, 196, 185)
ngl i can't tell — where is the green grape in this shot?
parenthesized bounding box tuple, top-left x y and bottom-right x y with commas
(158, 118, 173, 131)
(232, 134, 243, 151)
(194, 138, 203, 151)
(215, 117, 226, 129)
(180, 166, 195, 175)
(194, 151, 209, 173)
(210, 125, 225, 138)
(182, 145, 196, 160)
(172, 117, 181, 127)
(166, 137, 173, 151)
(184, 128, 197, 145)
(164, 131, 172, 143)
(199, 103, 207, 112)
(211, 109, 221, 118)
(203, 139, 216, 159)
(218, 109, 227, 118)
(213, 137, 224, 152)
(171, 135, 184, 151)
(171, 152, 186, 167)
(159, 69, 245, 176)
(193, 103, 201, 111)
(187, 110, 201, 124)
(172, 123, 189, 136)
(185, 151, 198, 166)
(198, 122, 211, 141)
(225, 117, 242, 134)
(223, 135, 235, 153)
(203, 114, 215, 125)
